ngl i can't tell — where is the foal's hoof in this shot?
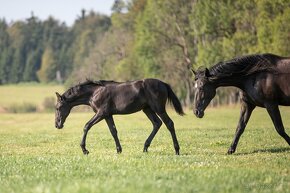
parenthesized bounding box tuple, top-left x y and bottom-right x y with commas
(117, 147, 122, 154)
(175, 151, 180, 155)
(227, 149, 235, 155)
(83, 150, 90, 155)
(143, 147, 148, 153)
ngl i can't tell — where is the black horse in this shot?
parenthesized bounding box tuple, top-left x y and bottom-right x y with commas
(55, 78, 184, 155)
(193, 53, 290, 154)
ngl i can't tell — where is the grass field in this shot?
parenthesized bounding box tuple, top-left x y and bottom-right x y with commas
(0, 83, 63, 111)
(0, 85, 290, 193)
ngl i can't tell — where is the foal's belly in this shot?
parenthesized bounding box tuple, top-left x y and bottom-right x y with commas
(113, 95, 146, 114)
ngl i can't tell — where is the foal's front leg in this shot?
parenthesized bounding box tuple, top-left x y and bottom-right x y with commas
(80, 113, 103, 155)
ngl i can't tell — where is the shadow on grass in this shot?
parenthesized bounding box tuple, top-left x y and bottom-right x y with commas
(235, 147, 290, 155)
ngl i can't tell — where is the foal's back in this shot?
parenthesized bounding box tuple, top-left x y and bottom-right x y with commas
(91, 79, 168, 114)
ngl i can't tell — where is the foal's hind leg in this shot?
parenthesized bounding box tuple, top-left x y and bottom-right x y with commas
(105, 116, 122, 153)
(266, 104, 290, 146)
(143, 108, 162, 153)
(157, 112, 180, 155)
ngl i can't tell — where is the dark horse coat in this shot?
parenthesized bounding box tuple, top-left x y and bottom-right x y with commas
(193, 53, 290, 154)
(55, 78, 184, 155)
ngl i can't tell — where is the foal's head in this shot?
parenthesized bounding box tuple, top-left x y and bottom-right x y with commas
(192, 68, 216, 118)
(55, 92, 72, 129)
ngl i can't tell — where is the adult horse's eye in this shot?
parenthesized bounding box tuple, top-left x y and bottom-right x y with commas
(198, 81, 204, 87)
(194, 81, 204, 89)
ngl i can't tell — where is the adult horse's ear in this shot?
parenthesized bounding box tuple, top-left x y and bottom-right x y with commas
(205, 68, 210, 77)
(55, 92, 62, 101)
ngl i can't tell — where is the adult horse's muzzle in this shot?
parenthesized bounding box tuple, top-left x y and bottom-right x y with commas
(194, 109, 204, 118)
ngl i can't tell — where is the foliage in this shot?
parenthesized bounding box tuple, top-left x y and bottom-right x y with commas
(0, 108, 290, 192)
(0, 0, 289, 105)
(6, 102, 37, 113)
(37, 46, 55, 82)
(42, 97, 56, 112)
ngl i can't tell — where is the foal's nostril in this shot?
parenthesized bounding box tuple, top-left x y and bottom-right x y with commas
(194, 110, 199, 116)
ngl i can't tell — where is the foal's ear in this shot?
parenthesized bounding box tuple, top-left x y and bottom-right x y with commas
(191, 68, 196, 76)
(55, 92, 63, 101)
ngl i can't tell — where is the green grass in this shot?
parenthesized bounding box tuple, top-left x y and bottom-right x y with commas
(1, 106, 290, 193)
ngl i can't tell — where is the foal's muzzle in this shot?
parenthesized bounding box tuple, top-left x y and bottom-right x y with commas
(194, 109, 204, 118)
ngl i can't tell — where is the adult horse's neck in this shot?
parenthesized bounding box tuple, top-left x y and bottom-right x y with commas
(211, 76, 245, 90)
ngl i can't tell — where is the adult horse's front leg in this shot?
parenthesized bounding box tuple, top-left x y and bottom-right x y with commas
(228, 101, 255, 154)
(80, 113, 103, 155)
(105, 116, 122, 153)
(266, 104, 290, 146)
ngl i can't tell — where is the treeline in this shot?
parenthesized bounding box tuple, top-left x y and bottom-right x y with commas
(0, 0, 289, 105)
(0, 11, 110, 84)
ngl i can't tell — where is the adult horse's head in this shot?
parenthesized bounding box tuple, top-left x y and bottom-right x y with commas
(55, 92, 72, 129)
(192, 68, 216, 118)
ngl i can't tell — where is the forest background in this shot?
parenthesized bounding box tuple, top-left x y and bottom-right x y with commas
(0, 0, 289, 106)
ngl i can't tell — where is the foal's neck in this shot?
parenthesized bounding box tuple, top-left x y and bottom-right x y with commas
(68, 87, 95, 107)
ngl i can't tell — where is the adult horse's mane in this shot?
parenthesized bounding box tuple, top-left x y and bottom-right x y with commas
(63, 79, 118, 99)
(208, 53, 280, 79)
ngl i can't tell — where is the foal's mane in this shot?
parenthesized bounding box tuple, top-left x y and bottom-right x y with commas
(208, 53, 280, 79)
(63, 79, 117, 99)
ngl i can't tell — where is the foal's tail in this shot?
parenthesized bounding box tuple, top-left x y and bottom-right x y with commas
(165, 83, 185, 116)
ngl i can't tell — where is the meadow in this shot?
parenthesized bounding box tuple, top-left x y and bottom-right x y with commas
(0, 85, 290, 193)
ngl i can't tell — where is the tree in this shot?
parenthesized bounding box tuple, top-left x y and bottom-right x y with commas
(23, 49, 42, 81)
(37, 46, 56, 83)
(66, 11, 111, 85)
(112, 0, 127, 13)
(129, 0, 195, 105)
(256, 0, 290, 54)
(0, 20, 12, 84)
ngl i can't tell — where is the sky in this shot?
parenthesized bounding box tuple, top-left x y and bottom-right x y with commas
(0, 0, 115, 26)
